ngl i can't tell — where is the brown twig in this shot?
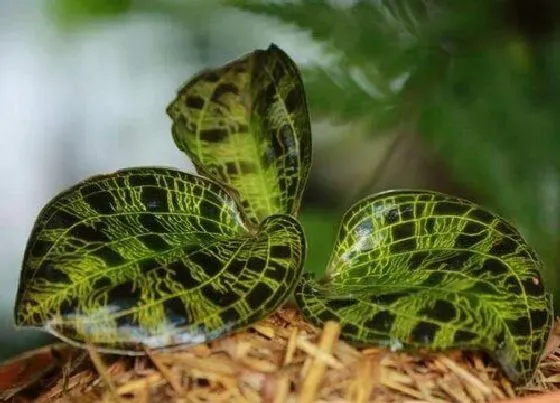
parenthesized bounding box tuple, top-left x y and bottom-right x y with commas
(297, 321, 341, 403)
(144, 347, 184, 396)
(86, 345, 120, 403)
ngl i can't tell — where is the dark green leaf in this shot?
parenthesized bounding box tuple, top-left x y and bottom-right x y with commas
(167, 44, 312, 226)
(15, 167, 305, 353)
(295, 190, 553, 384)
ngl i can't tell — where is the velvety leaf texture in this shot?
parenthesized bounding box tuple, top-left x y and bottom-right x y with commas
(15, 167, 305, 353)
(166, 43, 312, 226)
(294, 190, 553, 384)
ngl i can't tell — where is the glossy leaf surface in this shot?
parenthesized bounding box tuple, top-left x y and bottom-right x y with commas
(294, 190, 553, 384)
(166, 43, 312, 226)
(15, 167, 305, 353)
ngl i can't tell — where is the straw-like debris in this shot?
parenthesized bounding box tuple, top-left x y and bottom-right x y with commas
(2, 307, 560, 402)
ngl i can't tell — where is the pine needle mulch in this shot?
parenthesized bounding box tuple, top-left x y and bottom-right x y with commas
(2, 307, 560, 403)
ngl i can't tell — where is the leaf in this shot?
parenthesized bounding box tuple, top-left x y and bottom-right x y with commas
(14, 167, 305, 353)
(300, 208, 340, 276)
(417, 41, 560, 307)
(166, 43, 312, 226)
(230, 0, 427, 66)
(49, 0, 132, 29)
(230, 0, 423, 126)
(294, 190, 553, 384)
(232, 0, 560, 311)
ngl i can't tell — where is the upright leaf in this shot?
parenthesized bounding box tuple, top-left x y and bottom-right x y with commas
(294, 190, 553, 384)
(15, 167, 305, 352)
(166, 43, 312, 226)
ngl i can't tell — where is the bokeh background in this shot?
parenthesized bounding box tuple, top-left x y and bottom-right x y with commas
(1, 0, 559, 360)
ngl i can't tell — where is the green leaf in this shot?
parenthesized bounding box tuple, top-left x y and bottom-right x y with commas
(300, 208, 339, 276)
(417, 41, 560, 305)
(230, 0, 427, 67)
(294, 190, 553, 384)
(230, 1, 423, 127)
(166, 44, 312, 226)
(49, 0, 132, 28)
(14, 167, 305, 352)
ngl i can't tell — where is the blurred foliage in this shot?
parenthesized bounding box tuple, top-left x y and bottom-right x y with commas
(48, 0, 560, 309)
(300, 209, 340, 275)
(47, 0, 218, 35)
(232, 0, 560, 310)
(232, 0, 425, 129)
(49, 0, 133, 28)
